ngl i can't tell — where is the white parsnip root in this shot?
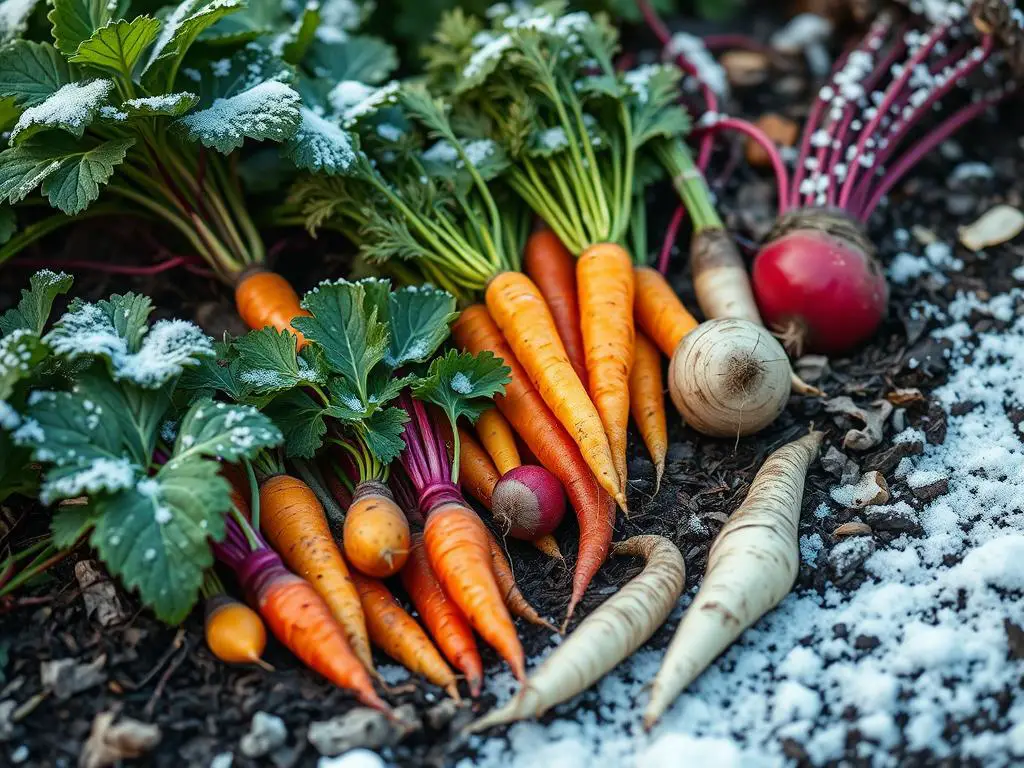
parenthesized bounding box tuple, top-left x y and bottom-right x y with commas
(467, 535, 686, 731)
(644, 430, 823, 729)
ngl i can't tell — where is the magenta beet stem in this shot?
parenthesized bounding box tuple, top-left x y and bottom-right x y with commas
(235, 549, 290, 604)
(657, 205, 687, 274)
(697, 117, 790, 213)
(12, 255, 212, 278)
(418, 481, 466, 519)
(861, 93, 1006, 220)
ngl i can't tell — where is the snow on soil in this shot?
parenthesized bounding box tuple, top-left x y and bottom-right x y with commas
(461, 286, 1024, 766)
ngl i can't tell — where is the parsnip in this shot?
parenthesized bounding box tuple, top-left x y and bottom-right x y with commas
(467, 535, 686, 731)
(644, 431, 823, 728)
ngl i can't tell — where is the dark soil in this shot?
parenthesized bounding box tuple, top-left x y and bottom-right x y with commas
(4, 12, 1024, 768)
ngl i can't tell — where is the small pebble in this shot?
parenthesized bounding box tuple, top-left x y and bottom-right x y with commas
(240, 712, 287, 759)
(10, 745, 28, 764)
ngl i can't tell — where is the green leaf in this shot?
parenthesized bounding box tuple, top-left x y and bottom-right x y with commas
(92, 456, 229, 624)
(234, 326, 326, 394)
(281, 3, 320, 65)
(175, 79, 301, 153)
(51, 502, 100, 548)
(199, 0, 277, 45)
(263, 388, 327, 458)
(172, 397, 282, 463)
(412, 349, 510, 426)
(70, 17, 163, 79)
(284, 107, 356, 175)
(385, 284, 456, 367)
(177, 342, 251, 401)
(45, 297, 214, 387)
(0, 41, 74, 108)
(142, 0, 246, 90)
(9, 78, 115, 143)
(0, 431, 38, 503)
(48, 0, 128, 57)
(362, 406, 408, 464)
(0, 269, 73, 336)
(292, 279, 388, 402)
(0, 206, 14, 244)
(0, 0, 43, 44)
(0, 330, 47, 401)
(183, 44, 294, 104)
(117, 92, 198, 118)
(306, 35, 398, 87)
(40, 137, 134, 215)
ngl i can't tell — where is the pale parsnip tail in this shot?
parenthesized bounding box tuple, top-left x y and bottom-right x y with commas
(644, 431, 823, 729)
(468, 535, 685, 732)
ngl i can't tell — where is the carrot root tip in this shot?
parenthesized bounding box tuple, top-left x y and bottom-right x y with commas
(254, 658, 275, 673)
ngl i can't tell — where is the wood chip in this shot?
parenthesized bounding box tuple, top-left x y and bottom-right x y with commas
(832, 522, 872, 537)
(886, 388, 926, 406)
(80, 711, 161, 768)
(958, 205, 1024, 251)
(747, 113, 799, 168)
(721, 51, 769, 87)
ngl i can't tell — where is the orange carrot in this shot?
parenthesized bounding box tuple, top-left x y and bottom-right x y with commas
(532, 534, 564, 561)
(486, 531, 556, 632)
(423, 502, 526, 680)
(523, 230, 588, 386)
(259, 474, 373, 672)
(476, 408, 521, 475)
(458, 427, 501, 508)
(204, 594, 270, 669)
(577, 243, 635, 494)
(633, 267, 699, 357)
(485, 273, 625, 511)
(259, 573, 387, 711)
(234, 269, 310, 346)
(400, 533, 484, 696)
(630, 331, 668, 492)
(453, 305, 615, 619)
(350, 570, 460, 698)
(343, 481, 411, 578)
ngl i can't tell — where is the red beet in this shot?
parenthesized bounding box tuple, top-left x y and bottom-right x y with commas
(491, 465, 566, 540)
(752, 227, 888, 355)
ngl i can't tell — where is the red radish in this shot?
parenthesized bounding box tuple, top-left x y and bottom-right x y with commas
(491, 465, 566, 540)
(752, 220, 889, 355)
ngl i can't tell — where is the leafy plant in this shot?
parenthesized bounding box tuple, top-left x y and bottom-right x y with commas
(9, 282, 282, 622)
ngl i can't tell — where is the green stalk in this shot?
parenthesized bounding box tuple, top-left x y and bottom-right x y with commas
(656, 140, 723, 233)
(244, 459, 260, 531)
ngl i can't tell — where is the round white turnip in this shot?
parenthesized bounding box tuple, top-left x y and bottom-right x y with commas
(668, 318, 791, 437)
(491, 465, 566, 540)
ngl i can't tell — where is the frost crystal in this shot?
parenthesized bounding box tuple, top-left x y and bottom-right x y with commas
(40, 457, 137, 504)
(11, 79, 115, 140)
(450, 372, 473, 394)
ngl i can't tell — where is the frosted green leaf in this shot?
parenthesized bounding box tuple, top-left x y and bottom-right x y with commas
(70, 17, 162, 78)
(0, 268, 73, 336)
(175, 80, 301, 153)
(142, 0, 245, 90)
(0, 0, 43, 44)
(385, 285, 457, 367)
(284, 107, 356, 174)
(327, 80, 399, 127)
(0, 41, 74, 107)
(40, 137, 134, 214)
(234, 326, 325, 394)
(171, 397, 281, 463)
(0, 329, 46, 401)
(305, 35, 398, 86)
(9, 78, 114, 143)
(118, 92, 198, 118)
(263, 388, 328, 458)
(412, 349, 510, 427)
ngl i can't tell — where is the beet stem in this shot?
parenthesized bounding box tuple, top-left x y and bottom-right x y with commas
(837, 22, 952, 208)
(657, 204, 687, 274)
(699, 117, 789, 212)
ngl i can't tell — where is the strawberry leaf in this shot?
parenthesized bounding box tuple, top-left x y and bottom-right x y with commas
(142, 0, 246, 91)
(91, 456, 229, 624)
(9, 78, 115, 143)
(116, 92, 198, 118)
(50, 502, 100, 548)
(175, 79, 301, 153)
(40, 137, 134, 214)
(412, 349, 510, 427)
(48, 0, 129, 57)
(0, 269, 73, 336)
(70, 17, 163, 79)
(0, 41, 75, 108)
(385, 284, 457, 367)
(284, 107, 357, 175)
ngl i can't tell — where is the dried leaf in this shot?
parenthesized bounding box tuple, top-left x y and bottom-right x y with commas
(832, 521, 873, 537)
(75, 560, 130, 628)
(830, 471, 890, 508)
(824, 397, 893, 451)
(886, 388, 925, 406)
(720, 51, 768, 86)
(958, 204, 1024, 251)
(80, 711, 160, 768)
(40, 655, 106, 701)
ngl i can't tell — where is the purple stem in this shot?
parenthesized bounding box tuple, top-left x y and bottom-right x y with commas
(859, 93, 1005, 220)
(657, 205, 686, 274)
(838, 22, 952, 208)
(697, 117, 790, 213)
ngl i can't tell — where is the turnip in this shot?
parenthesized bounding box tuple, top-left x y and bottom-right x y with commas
(644, 431, 823, 728)
(467, 535, 685, 731)
(491, 465, 566, 540)
(692, 3, 1017, 354)
(668, 318, 792, 438)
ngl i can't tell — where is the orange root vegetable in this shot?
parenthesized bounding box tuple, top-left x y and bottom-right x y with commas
(343, 481, 411, 578)
(577, 243, 635, 496)
(204, 594, 269, 669)
(259, 572, 388, 711)
(234, 269, 310, 346)
(476, 408, 521, 475)
(400, 534, 484, 696)
(457, 427, 502, 508)
(633, 267, 699, 358)
(629, 332, 668, 492)
(453, 305, 615, 620)
(485, 273, 625, 511)
(259, 474, 372, 671)
(523, 230, 588, 386)
(486, 530, 557, 633)
(423, 501, 527, 680)
(532, 534, 564, 561)
(350, 571, 460, 699)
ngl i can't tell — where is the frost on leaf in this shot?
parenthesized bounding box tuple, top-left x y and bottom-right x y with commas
(39, 456, 138, 505)
(10, 78, 115, 143)
(412, 349, 510, 427)
(0, 40, 74, 107)
(91, 456, 230, 623)
(175, 80, 301, 153)
(40, 138, 134, 215)
(285, 107, 356, 174)
(0, 0, 42, 44)
(0, 269, 73, 336)
(171, 398, 282, 463)
(45, 301, 214, 387)
(327, 80, 399, 126)
(119, 92, 198, 118)
(0, 329, 47, 401)
(386, 285, 457, 367)
(142, 0, 245, 86)
(234, 326, 325, 394)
